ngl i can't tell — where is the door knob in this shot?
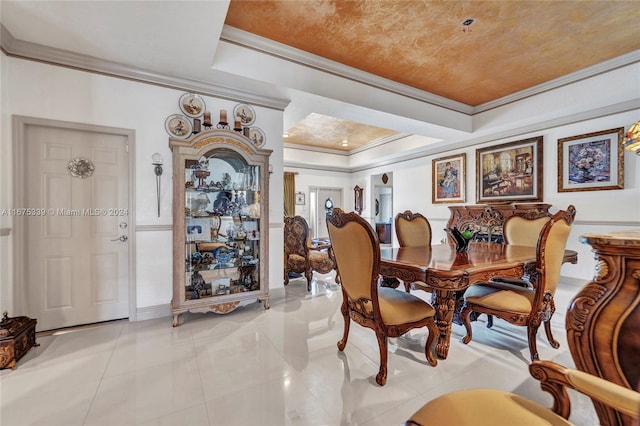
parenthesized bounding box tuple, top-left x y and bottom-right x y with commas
(111, 235, 128, 242)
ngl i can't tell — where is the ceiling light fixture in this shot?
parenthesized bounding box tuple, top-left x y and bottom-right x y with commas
(462, 18, 474, 33)
(341, 139, 349, 147)
(283, 132, 289, 138)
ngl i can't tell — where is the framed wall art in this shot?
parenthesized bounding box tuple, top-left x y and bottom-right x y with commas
(476, 136, 543, 203)
(432, 153, 466, 204)
(557, 127, 624, 192)
(295, 191, 305, 205)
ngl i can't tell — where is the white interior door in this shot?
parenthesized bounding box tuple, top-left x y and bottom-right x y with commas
(23, 123, 130, 331)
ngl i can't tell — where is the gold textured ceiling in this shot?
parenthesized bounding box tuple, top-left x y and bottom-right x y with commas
(225, 1, 640, 151)
(226, 0, 639, 106)
(283, 113, 400, 151)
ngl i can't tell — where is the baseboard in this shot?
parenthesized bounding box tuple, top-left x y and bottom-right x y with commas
(136, 303, 171, 321)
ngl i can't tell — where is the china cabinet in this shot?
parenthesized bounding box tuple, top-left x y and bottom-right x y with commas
(169, 129, 271, 326)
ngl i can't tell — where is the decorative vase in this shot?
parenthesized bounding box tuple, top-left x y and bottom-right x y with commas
(445, 227, 472, 252)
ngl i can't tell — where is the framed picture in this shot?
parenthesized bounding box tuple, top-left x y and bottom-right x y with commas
(432, 153, 466, 204)
(476, 136, 543, 203)
(295, 191, 305, 205)
(557, 128, 624, 192)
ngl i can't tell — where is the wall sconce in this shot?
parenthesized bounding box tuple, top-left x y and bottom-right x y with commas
(624, 120, 640, 156)
(354, 185, 364, 215)
(152, 153, 164, 217)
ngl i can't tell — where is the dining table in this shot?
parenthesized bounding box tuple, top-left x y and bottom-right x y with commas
(379, 242, 578, 359)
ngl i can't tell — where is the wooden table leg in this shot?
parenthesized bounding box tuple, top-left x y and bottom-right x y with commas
(432, 289, 457, 359)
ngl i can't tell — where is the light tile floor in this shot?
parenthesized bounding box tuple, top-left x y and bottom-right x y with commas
(1, 272, 598, 425)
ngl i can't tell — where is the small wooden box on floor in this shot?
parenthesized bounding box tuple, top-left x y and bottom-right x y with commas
(0, 313, 38, 370)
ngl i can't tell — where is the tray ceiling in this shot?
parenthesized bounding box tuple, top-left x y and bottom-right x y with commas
(225, 0, 640, 107)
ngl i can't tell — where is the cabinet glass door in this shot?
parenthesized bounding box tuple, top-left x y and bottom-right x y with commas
(183, 149, 261, 301)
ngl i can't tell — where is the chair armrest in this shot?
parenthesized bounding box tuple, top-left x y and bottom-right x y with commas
(530, 360, 640, 420)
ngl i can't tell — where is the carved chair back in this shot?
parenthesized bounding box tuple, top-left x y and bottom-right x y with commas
(283, 215, 310, 287)
(503, 215, 550, 247)
(284, 215, 337, 291)
(537, 207, 575, 296)
(395, 210, 432, 247)
(327, 208, 379, 308)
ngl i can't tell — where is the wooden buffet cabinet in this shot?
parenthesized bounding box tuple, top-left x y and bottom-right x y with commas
(568, 230, 640, 426)
(447, 203, 555, 243)
(169, 130, 271, 326)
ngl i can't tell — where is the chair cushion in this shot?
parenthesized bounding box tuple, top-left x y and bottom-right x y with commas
(464, 282, 534, 314)
(308, 250, 334, 273)
(378, 287, 435, 325)
(408, 388, 572, 426)
(287, 254, 306, 271)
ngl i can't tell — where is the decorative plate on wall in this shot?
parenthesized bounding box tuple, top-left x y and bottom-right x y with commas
(233, 104, 256, 126)
(248, 127, 266, 148)
(165, 114, 193, 139)
(179, 93, 206, 118)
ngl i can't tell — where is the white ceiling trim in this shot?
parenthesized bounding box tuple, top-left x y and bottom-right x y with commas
(475, 50, 640, 113)
(221, 26, 640, 117)
(284, 99, 640, 173)
(221, 25, 473, 115)
(283, 132, 415, 156)
(0, 24, 290, 111)
(348, 133, 416, 155)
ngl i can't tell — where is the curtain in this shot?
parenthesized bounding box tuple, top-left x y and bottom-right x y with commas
(284, 172, 296, 217)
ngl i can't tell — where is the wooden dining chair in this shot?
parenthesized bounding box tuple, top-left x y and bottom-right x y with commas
(460, 205, 576, 361)
(327, 208, 438, 386)
(284, 215, 336, 291)
(482, 214, 552, 327)
(503, 214, 551, 247)
(405, 359, 640, 426)
(394, 210, 432, 293)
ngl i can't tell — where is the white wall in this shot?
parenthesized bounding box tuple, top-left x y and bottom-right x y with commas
(0, 54, 285, 316)
(286, 167, 352, 220)
(289, 64, 640, 282)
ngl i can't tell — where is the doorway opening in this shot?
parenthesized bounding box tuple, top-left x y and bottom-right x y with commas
(309, 187, 343, 239)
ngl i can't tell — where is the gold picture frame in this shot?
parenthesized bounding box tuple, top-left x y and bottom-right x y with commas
(432, 153, 466, 204)
(476, 136, 543, 203)
(557, 128, 624, 192)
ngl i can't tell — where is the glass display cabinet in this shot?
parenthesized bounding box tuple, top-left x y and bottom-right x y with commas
(169, 129, 271, 326)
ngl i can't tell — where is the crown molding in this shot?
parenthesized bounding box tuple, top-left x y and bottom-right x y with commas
(284, 161, 352, 173)
(348, 99, 640, 173)
(0, 24, 290, 111)
(349, 133, 414, 154)
(284, 132, 413, 156)
(284, 99, 640, 173)
(221, 26, 640, 117)
(221, 25, 473, 115)
(283, 143, 349, 156)
(475, 50, 640, 113)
